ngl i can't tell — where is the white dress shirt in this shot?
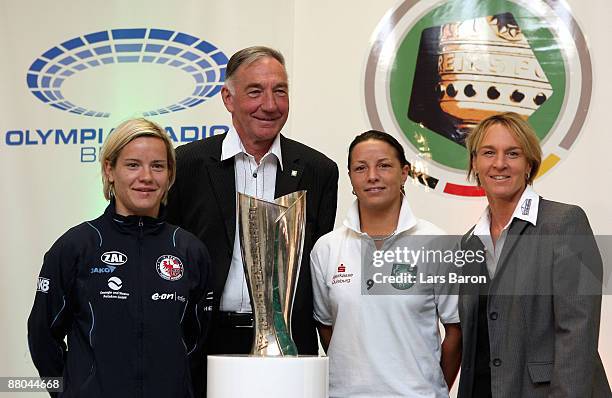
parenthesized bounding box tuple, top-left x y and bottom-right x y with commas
(219, 129, 283, 312)
(473, 186, 540, 278)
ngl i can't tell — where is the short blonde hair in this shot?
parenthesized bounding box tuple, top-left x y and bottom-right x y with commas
(100, 118, 176, 203)
(466, 112, 542, 186)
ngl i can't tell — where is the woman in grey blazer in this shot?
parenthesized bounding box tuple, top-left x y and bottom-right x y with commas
(457, 112, 610, 398)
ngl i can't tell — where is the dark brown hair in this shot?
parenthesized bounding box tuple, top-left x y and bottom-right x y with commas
(348, 130, 409, 170)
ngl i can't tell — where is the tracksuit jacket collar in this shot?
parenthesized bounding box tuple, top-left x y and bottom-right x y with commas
(104, 199, 166, 235)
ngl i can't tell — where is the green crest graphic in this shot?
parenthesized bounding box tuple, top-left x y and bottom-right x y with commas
(365, 0, 592, 197)
(391, 263, 417, 290)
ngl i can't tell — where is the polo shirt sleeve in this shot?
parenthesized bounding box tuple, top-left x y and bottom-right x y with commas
(434, 288, 460, 324)
(433, 238, 460, 325)
(310, 242, 333, 326)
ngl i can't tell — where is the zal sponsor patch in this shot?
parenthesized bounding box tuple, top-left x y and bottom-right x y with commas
(101, 251, 128, 266)
(156, 255, 184, 281)
(90, 251, 128, 274)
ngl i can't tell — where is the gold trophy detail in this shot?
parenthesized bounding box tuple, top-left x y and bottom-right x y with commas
(436, 13, 554, 139)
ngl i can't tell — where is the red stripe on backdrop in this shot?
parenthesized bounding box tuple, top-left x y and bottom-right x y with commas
(443, 183, 485, 197)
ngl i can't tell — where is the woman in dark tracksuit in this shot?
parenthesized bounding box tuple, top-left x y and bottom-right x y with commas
(28, 118, 212, 398)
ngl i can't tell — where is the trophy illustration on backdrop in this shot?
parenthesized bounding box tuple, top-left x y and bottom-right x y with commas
(436, 13, 554, 141)
(237, 191, 306, 356)
(408, 12, 554, 146)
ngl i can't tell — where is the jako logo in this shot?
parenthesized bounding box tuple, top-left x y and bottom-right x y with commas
(101, 251, 128, 266)
(26, 28, 228, 118)
(107, 277, 123, 291)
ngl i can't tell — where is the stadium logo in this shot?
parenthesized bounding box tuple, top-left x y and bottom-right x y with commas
(26, 28, 228, 118)
(364, 0, 592, 197)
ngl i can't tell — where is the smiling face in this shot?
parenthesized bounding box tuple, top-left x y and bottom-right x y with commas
(104, 136, 170, 218)
(221, 56, 289, 151)
(349, 139, 409, 212)
(473, 123, 531, 205)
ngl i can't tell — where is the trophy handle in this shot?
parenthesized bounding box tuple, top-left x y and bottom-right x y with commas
(274, 191, 306, 341)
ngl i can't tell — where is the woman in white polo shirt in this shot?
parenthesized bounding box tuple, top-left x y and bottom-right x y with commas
(310, 130, 461, 397)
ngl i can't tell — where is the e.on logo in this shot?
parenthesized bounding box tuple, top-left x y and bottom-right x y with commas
(101, 251, 128, 266)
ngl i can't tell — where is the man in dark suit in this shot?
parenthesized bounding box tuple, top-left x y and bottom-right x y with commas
(166, 46, 338, 359)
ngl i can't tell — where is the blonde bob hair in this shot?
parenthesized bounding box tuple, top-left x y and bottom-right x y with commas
(466, 112, 542, 186)
(100, 118, 176, 203)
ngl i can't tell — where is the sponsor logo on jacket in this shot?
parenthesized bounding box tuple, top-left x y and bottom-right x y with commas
(101, 251, 128, 266)
(151, 292, 186, 302)
(156, 255, 184, 281)
(90, 251, 128, 274)
(100, 277, 130, 300)
(37, 277, 50, 293)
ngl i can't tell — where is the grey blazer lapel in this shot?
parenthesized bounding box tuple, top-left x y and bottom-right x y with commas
(495, 218, 530, 278)
(460, 231, 486, 329)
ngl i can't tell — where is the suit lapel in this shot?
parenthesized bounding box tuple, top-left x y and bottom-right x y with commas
(207, 145, 236, 246)
(461, 232, 487, 325)
(275, 136, 305, 198)
(495, 218, 530, 277)
(207, 135, 303, 246)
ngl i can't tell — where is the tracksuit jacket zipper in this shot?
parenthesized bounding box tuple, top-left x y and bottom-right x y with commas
(137, 218, 144, 398)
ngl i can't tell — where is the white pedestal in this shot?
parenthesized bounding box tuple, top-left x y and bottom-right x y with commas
(207, 355, 328, 398)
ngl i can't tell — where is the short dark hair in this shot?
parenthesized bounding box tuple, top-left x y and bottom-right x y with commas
(348, 130, 409, 170)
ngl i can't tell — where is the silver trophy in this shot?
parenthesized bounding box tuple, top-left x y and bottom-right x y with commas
(237, 191, 306, 356)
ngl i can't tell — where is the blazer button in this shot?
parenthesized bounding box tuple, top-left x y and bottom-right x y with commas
(489, 312, 498, 320)
(492, 358, 502, 367)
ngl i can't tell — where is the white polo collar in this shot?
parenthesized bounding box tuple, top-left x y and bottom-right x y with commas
(343, 194, 418, 236)
(221, 128, 283, 170)
(473, 185, 540, 236)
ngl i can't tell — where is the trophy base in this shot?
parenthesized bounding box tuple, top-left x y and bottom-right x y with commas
(207, 355, 328, 398)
